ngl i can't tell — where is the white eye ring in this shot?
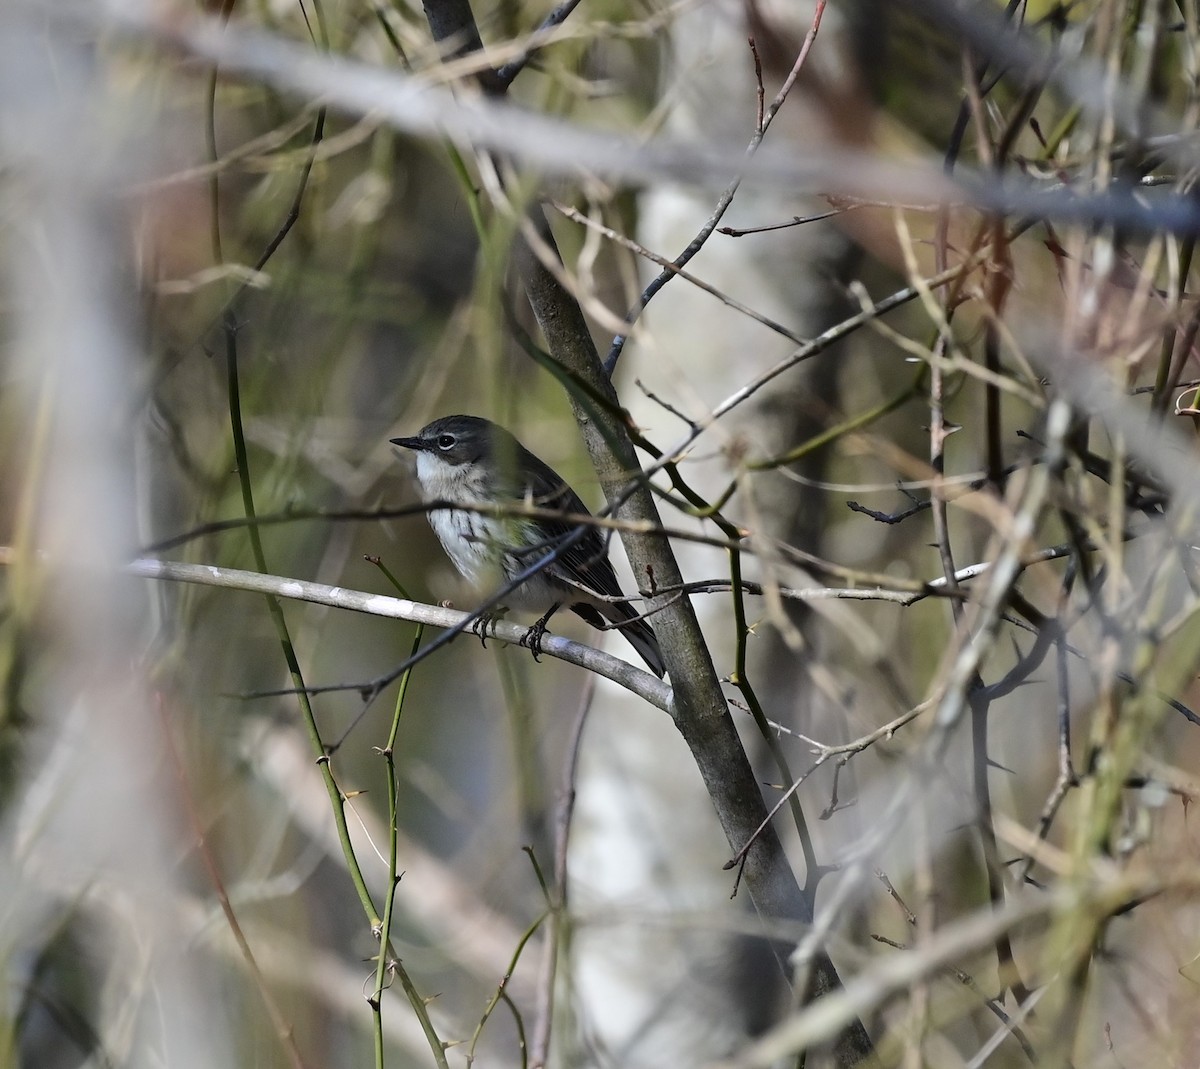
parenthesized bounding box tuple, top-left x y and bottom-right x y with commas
(436, 434, 455, 449)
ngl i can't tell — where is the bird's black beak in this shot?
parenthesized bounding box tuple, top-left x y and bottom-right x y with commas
(390, 436, 427, 452)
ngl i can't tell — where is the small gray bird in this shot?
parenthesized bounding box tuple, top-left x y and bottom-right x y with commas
(391, 415, 665, 677)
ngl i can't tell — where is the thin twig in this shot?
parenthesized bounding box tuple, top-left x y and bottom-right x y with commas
(528, 680, 593, 1067)
(496, 0, 585, 86)
(124, 557, 673, 712)
(603, 0, 828, 373)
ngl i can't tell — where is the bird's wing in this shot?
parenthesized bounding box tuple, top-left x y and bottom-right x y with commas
(509, 447, 625, 601)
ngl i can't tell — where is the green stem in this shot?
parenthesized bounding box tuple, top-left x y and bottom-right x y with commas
(748, 370, 925, 472)
(465, 910, 546, 1067)
(225, 332, 448, 1069)
(727, 544, 820, 897)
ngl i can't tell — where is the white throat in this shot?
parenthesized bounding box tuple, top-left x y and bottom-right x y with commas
(413, 452, 475, 501)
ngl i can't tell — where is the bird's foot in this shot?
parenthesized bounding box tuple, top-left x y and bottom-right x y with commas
(470, 607, 508, 647)
(519, 610, 556, 663)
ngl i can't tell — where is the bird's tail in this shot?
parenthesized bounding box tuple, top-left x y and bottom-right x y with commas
(573, 602, 666, 678)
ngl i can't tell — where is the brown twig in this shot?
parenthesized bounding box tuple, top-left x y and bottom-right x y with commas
(604, 0, 828, 373)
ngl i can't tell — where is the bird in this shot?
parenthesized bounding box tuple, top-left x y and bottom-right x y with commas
(390, 414, 666, 677)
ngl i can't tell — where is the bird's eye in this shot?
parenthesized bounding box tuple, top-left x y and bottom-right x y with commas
(436, 434, 456, 449)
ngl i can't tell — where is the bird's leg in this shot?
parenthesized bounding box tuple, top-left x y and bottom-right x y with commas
(520, 603, 561, 662)
(470, 606, 508, 647)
